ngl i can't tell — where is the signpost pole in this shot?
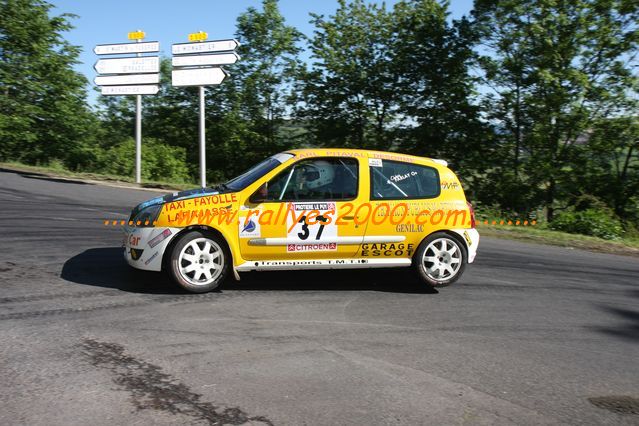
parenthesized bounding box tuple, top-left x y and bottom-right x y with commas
(196, 33, 207, 188)
(172, 32, 238, 188)
(199, 85, 206, 188)
(95, 31, 159, 184)
(135, 36, 142, 184)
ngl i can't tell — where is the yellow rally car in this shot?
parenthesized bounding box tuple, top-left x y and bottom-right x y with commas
(124, 149, 479, 292)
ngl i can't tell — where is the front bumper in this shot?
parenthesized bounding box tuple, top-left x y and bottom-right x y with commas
(123, 226, 179, 271)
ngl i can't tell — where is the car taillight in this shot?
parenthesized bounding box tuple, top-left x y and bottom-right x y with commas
(467, 202, 476, 228)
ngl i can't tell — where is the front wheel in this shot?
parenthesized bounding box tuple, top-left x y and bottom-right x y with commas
(168, 231, 229, 293)
(414, 232, 467, 288)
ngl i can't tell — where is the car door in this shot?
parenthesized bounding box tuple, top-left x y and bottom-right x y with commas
(238, 156, 367, 261)
(360, 158, 442, 259)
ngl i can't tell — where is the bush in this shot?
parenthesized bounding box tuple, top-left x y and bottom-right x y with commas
(472, 202, 542, 224)
(549, 208, 624, 240)
(99, 138, 191, 183)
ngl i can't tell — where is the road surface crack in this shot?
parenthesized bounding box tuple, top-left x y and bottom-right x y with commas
(80, 338, 273, 425)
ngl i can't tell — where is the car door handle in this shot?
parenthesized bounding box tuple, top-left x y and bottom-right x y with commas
(342, 216, 355, 220)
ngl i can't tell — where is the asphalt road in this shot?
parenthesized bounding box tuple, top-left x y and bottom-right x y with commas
(1, 168, 638, 426)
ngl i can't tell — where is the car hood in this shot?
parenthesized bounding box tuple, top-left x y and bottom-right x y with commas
(130, 187, 233, 220)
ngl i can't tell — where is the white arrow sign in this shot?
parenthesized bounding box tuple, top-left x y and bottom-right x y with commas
(95, 73, 160, 86)
(94, 56, 159, 74)
(172, 52, 240, 67)
(94, 41, 160, 55)
(172, 39, 239, 55)
(172, 67, 227, 86)
(101, 85, 160, 95)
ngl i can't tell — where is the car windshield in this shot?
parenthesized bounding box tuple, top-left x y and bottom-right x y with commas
(224, 153, 294, 191)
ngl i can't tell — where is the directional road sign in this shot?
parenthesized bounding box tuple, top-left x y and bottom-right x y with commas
(172, 67, 227, 87)
(94, 73, 160, 86)
(101, 85, 160, 96)
(172, 39, 239, 55)
(94, 57, 159, 75)
(172, 52, 240, 67)
(94, 41, 159, 55)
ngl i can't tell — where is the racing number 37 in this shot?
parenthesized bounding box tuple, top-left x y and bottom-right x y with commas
(297, 215, 330, 240)
(287, 203, 338, 242)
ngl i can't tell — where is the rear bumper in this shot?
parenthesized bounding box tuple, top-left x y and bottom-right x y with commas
(451, 228, 479, 263)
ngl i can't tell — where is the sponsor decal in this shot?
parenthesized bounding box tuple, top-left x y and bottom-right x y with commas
(130, 248, 144, 261)
(239, 216, 261, 238)
(368, 158, 383, 167)
(129, 235, 141, 247)
(389, 170, 417, 183)
(374, 202, 425, 217)
(166, 206, 235, 226)
(395, 224, 424, 233)
(463, 230, 472, 247)
(148, 228, 172, 248)
(295, 152, 319, 159)
(165, 195, 236, 214)
(292, 202, 335, 211)
(370, 152, 416, 163)
(255, 259, 368, 267)
(193, 193, 237, 206)
(361, 243, 414, 257)
(325, 151, 366, 158)
(287, 242, 337, 252)
(166, 200, 186, 211)
(144, 251, 159, 265)
(441, 181, 460, 190)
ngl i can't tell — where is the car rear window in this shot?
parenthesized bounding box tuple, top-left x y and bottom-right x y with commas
(370, 160, 440, 199)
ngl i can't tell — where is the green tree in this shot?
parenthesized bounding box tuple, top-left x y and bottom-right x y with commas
(393, 0, 485, 170)
(576, 117, 639, 224)
(0, 0, 97, 169)
(299, 0, 400, 149)
(231, 0, 303, 160)
(474, 0, 639, 220)
(143, 58, 201, 178)
(298, 0, 485, 175)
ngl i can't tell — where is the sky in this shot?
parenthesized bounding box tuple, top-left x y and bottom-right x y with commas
(50, 0, 474, 103)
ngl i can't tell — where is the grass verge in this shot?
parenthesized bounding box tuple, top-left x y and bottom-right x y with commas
(0, 161, 196, 192)
(477, 223, 639, 257)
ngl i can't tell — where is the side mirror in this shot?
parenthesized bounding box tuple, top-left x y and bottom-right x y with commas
(249, 182, 268, 204)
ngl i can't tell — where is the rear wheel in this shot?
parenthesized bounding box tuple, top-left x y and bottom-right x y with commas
(168, 231, 229, 293)
(414, 232, 466, 288)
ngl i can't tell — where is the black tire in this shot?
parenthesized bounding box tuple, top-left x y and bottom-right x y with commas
(167, 230, 230, 293)
(414, 232, 467, 288)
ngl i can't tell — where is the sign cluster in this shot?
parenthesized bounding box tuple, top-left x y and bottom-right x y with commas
(171, 38, 239, 87)
(93, 37, 160, 96)
(93, 31, 240, 186)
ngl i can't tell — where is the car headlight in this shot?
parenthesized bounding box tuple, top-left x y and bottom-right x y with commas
(131, 204, 163, 227)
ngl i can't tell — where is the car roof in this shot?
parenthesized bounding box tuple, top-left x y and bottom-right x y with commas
(285, 148, 447, 167)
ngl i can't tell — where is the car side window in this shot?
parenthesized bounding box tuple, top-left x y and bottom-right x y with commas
(265, 158, 359, 201)
(370, 160, 440, 199)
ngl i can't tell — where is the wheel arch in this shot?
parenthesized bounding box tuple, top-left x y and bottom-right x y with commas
(413, 229, 469, 265)
(161, 225, 236, 272)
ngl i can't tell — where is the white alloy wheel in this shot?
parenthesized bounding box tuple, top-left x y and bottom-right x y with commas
(421, 237, 463, 282)
(177, 237, 224, 286)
